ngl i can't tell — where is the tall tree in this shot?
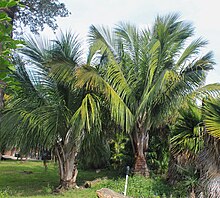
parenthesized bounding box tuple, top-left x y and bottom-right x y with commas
(0, 32, 101, 189)
(0, 0, 70, 35)
(76, 14, 215, 176)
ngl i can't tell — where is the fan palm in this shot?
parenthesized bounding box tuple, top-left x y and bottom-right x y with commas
(167, 101, 203, 187)
(0, 32, 102, 189)
(170, 101, 204, 160)
(198, 97, 220, 197)
(76, 14, 215, 176)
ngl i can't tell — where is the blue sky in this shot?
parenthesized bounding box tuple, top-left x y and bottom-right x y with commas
(44, 0, 220, 84)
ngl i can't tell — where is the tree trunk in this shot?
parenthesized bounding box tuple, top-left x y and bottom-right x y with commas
(55, 143, 78, 190)
(198, 132, 220, 198)
(167, 154, 180, 184)
(132, 127, 150, 177)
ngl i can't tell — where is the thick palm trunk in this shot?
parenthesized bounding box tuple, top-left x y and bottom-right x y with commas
(133, 127, 150, 177)
(55, 143, 78, 190)
(198, 133, 220, 197)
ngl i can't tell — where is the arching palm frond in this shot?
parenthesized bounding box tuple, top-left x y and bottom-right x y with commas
(20, 35, 52, 66)
(76, 66, 134, 133)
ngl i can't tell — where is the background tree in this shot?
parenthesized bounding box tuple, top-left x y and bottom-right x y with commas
(1, 0, 69, 128)
(0, 0, 70, 35)
(0, 0, 20, 109)
(76, 14, 215, 177)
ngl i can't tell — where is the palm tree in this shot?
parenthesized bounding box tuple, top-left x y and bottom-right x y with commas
(170, 101, 204, 161)
(166, 100, 203, 197)
(199, 97, 220, 197)
(76, 14, 215, 176)
(0, 32, 102, 190)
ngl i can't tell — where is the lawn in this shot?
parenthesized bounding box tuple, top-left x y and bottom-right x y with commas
(0, 160, 185, 197)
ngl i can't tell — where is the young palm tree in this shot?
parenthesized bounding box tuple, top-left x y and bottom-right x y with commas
(0, 32, 102, 189)
(76, 14, 215, 176)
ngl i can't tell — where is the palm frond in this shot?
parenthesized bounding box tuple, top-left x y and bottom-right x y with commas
(203, 98, 220, 138)
(76, 66, 134, 132)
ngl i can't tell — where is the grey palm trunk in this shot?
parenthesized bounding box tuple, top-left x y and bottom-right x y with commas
(132, 125, 150, 177)
(55, 142, 79, 189)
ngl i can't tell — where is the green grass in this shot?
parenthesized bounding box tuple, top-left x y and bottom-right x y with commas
(0, 160, 186, 197)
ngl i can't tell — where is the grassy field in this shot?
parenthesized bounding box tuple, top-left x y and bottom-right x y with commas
(0, 160, 186, 198)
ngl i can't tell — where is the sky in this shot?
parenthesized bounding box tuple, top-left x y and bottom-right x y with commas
(43, 0, 220, 84)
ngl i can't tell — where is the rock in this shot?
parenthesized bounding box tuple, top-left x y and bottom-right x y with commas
(96, 188, 131, 198)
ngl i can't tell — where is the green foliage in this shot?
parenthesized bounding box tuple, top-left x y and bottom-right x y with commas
(0, 0, 20, 76)
(203, 97, 220, 138)
(177, 165, 199, 191)
(148, 127, 170, 174)
(3, 0, 70, 35)
(77, 14, 215, 169)
(0, 32, 100, 154)
(0, 188, 10, 198)
(79, 132, 111, 169)
(109, 133, 134, 170)
(171, 101, 204, 159)
(0, 161, 188, 198)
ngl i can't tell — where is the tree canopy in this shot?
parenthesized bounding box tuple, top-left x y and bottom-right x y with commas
(0, 0, 70, 34)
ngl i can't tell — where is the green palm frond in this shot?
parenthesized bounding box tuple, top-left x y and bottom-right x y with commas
(76, 66, 134, 132)
(52, 31, 83, 64)
(176, 38, 208, 69)
(203, 98, 220, 138)
(192, 83, 220, 99)
(20, 34, 52, 65)
(115, 22, 140, 65)
(171, 101, 204, 157)
(69, 93, 102, 142)
(88, 25, 117, 60)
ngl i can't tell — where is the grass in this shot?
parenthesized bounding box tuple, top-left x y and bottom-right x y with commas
(0, 160, 186, 197)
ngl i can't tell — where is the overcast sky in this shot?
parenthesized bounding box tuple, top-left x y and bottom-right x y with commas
(44, 0, 220, 84)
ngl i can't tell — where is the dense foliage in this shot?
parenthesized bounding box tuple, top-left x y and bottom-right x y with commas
(0, 0, 21, 110)
(0, 0, 69, 35)
(1, 9, 220, 196)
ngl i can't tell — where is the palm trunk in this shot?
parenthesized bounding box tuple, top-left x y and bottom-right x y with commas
(167, 154, 180, 184)
(55, 143, 78, 190)
(198, 131, 220, 197)
(133, 126, 150, 177)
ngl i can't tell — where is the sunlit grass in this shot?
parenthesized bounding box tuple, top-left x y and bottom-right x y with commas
(0, 160, 186, 197)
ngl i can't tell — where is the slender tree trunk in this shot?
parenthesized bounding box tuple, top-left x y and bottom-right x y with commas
(132, 126, 150, 177)
(55, 143, 79, 190)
